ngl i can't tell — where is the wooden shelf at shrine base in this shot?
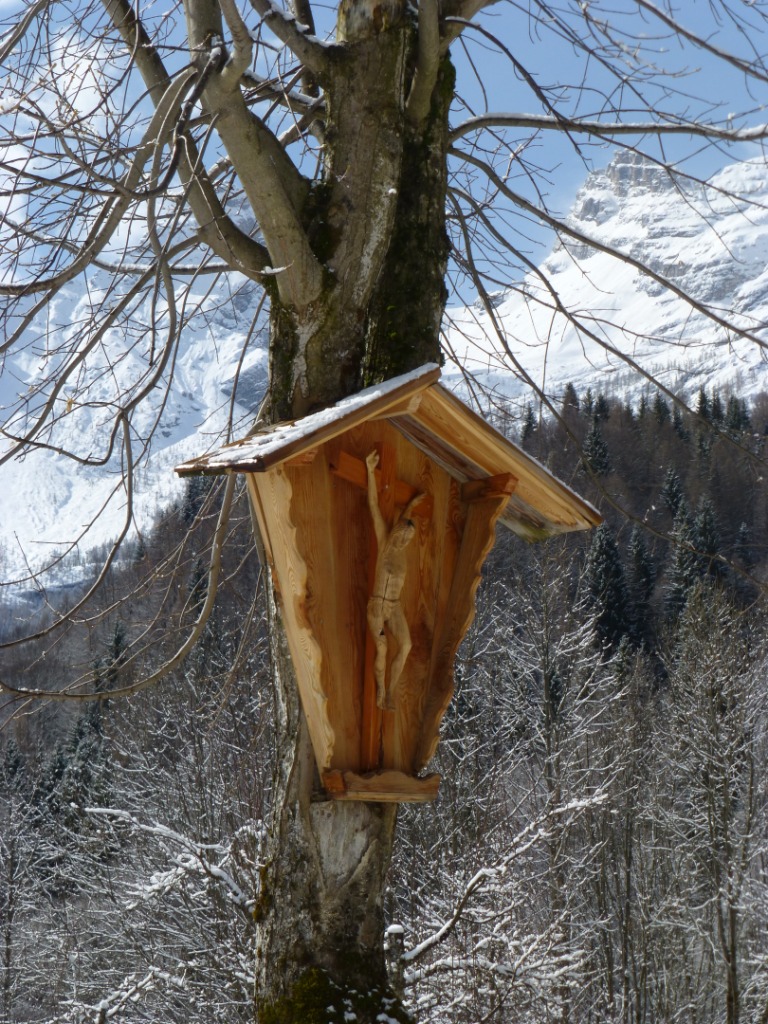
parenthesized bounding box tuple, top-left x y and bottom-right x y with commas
(321, 769, 441, 803)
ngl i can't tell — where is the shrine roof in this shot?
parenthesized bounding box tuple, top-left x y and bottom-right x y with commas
(175, 364, 601, 539)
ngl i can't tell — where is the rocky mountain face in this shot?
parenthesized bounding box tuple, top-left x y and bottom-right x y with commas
(4, 151, 768, 589)
(447, 150, 768, 408)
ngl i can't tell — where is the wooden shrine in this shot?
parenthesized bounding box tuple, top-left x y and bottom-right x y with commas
(176, 364, 600, 802)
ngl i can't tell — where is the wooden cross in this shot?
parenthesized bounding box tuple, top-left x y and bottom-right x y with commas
(330, 443, 431, 769)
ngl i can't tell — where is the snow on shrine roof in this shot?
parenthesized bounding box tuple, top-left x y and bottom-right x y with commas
(175, 364, 601, 538)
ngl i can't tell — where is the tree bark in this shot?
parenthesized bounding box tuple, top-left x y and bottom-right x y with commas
(253, 588, 403, 1022)
(253, 17, 454, 1023)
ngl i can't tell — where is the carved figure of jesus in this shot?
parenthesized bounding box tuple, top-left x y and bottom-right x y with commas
(366, 449, 425, 710)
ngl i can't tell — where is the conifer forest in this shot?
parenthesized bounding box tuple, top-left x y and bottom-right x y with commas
(3, 385, 768, 1024)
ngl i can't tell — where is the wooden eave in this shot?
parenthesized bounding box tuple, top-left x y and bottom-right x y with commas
(175, 364, 601, 540)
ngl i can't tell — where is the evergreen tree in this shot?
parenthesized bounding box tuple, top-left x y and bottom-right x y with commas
(665, 503, 698, 619)
(106, 621, 127, 687)
(726, 395, 751, 433)
(693, 496, 724, 581)
(626, 527, 656, 641)
(521, 403, 537, 445)
(59, 712, 112, 829)
(660, 467, 685, 519)
(180, 476, 212, 525)
(672, 403, 689, 440)
(1, 739, 25, 796)
(653, 392, 670, 425)
(132, 533, 147, 565)
(32, 744, 68, 821)
(711, 390, 724, 423)
(188, 555, 208, 612)
(697, 429, 712, 464)
(585, 524, 632, 651)
(582, 420, 611, 477)
(594, 392, 610, 422)
(561, 382, 580, 418)
(696, 387, 711, 422)
(583, 388, 594, 419)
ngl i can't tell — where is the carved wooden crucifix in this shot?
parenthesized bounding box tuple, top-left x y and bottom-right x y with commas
(365, 449, 426, 712)
(329, 441, 431, 769)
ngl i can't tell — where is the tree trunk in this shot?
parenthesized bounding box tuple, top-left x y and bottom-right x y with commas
(253, 16, 453, 1023)
(253, 588, 402, 1022)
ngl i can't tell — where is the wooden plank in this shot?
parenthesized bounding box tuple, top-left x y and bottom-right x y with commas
(370, 393, 424, 419)
(174, 365, 441, 476)
(391, 415, 590, 540)
(287, 446, 364, 771)
(245, 474, 275, 568)
(329, 449, 433, 519)
(461, 473, 518, 503)
(322, 769, 441, 803)
(417, 491, 511, 767)
(257, 467, 336, 771)
(285, 449, 318, 467)
(391, 385, 601, 533)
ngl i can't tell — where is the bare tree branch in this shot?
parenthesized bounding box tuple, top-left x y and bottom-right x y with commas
(454, 146, 768, 354)
(0, 69, 212, 297)
(449, 113, 768, 145)
(102, 0, 270, 278)
(440, 0, 501, 50)
(406, 0, 440, 125)
(0, 475, 236, 697)
(631, 0, 768, 86)
(0, 0, 53, 64)
(246, 0, 330, 74)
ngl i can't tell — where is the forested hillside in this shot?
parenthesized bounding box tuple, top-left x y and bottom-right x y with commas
(3, 382, 768, 1024)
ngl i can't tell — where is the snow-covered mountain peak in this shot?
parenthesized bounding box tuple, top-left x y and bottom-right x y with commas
(573, 151, 680, 226)
(447, 153, 768, 413)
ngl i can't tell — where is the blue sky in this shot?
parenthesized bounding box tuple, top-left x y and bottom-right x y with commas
(2, 0, 765, 286)
(441, 0, 768, 292)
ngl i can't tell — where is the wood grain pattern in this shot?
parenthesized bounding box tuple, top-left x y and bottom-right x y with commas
(257, 467, 336, 770)
(417, 388, 600, 527)
(245, 474, 275, 568)
(287, 445, 366, 770)
(231, 378, 600, 801)
(329, 449, 433, 519)
(417, 489, 512, 767)
(461, 473, 518, 502)
(322, 769, 441, 803)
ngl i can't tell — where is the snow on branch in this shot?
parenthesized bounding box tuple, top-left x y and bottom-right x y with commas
(403, 792, 607, 967)
(246, 0, 331, 72)
(85, 806, 263, 920)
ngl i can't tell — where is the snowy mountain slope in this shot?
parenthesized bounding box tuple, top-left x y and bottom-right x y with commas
(445, 152, 768, 410)
(2, 271, 269, 590)
(4, 150, 768, 588)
